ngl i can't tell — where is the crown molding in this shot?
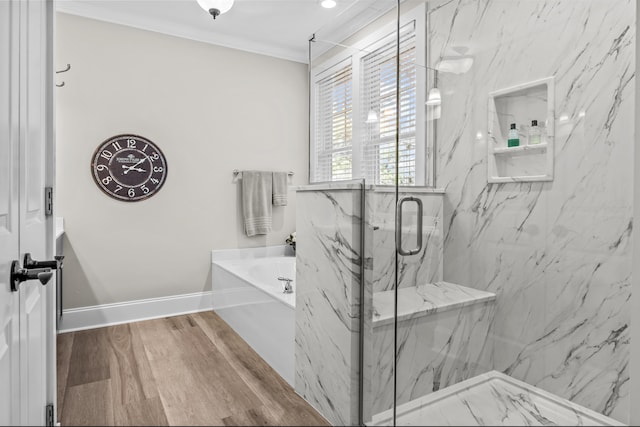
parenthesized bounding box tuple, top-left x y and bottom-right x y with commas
(56, 1, 309, 63)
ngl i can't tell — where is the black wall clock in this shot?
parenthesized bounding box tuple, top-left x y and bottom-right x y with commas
(91, 134, 168, 202)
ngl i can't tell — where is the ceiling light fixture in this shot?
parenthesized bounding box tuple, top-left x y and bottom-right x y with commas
(197, 0, 235, 20)
(321, 0, 337, 9)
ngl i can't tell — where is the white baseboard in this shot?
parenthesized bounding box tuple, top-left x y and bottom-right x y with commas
(58, 291, 213, 333)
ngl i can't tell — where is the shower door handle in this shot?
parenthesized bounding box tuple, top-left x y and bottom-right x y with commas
(396, 196, 423, 256)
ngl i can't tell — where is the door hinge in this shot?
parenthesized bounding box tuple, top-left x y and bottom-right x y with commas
(45, 187, 53, 216)
(46, 404, 54, 427)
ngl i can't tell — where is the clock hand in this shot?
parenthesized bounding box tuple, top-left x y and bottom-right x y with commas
(122, 158, 146, 174)
(129, 158, 146, 169)
(122, 165, 147, 174)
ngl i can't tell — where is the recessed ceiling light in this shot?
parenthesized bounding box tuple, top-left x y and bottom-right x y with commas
(321, 0, 337, 9)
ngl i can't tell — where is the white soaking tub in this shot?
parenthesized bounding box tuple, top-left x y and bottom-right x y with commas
(211, 246, 295, 385)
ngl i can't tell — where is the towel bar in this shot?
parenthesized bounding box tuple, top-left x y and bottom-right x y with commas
(233, 169, 294, 177)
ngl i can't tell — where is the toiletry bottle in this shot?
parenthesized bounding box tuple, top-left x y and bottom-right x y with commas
(508, 123, 520, 147)
(528, 120, 541, 145)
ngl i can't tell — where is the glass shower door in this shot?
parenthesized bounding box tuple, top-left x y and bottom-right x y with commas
(305, 2, 400, 426)
(305, 2, 441, 425)
(389, 1, 494, 425)
(384, 1, 448, 425)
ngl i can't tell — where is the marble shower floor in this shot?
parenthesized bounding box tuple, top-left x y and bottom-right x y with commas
(371, 371, 624, 426)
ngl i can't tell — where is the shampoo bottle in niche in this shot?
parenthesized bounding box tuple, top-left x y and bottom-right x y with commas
(528, 119, 542, 145)
(507, 123, 520, 147)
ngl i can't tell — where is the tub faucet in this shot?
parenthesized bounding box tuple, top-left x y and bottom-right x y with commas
(278, 277, 294, 294)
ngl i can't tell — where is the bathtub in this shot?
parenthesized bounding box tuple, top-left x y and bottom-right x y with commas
(211, 246, 295, 385)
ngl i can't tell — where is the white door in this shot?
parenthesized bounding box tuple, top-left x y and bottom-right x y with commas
(0, 0, 22, 424)
(19, 0, 51, 424)
(1, 0, 54, 425)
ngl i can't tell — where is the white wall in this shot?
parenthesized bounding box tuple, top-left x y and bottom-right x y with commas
(55, 13, 308, 309)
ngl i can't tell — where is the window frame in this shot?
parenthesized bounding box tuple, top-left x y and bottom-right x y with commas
(311, 56, 355, 182)
(310, 4, 430, 186)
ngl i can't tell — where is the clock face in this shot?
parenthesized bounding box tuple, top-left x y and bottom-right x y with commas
(91, 134, 168, 202)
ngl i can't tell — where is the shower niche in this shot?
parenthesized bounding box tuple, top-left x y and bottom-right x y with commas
(487, 77, 555, 183)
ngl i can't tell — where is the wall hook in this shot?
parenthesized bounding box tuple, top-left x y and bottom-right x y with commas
(56, 64, 71, 74)
(56, 64, 71, 87)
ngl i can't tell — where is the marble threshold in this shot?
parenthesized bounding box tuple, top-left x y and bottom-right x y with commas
(371, 370, 624, 426)
(372, 282, 496, 328)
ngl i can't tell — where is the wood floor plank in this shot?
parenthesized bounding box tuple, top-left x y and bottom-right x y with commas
(66, 327, 111, 387)
(113, 396, 169, 426)
(58, 312, 330, 427)
(61, 380, 115, 426)
(222, 412, 252, 426)
(134, 317, 183, 361)
(193, 311, 330, 426)
(129, 322, 162, 399)
(108, 323, 160, 406)
(140, 316, 261, 425)
(175, 320, 260, 410)
(56, 331, 74, 421)
(165, 314, 197, 330)
(221, 406, 270, 426)
(137, 318, 230, 423)
(246, 407, 271, 426)
(146, 355, 228, 426)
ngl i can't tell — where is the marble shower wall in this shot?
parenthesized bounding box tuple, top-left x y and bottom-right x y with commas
(294, 185, 363, 426)
(428, 0, 634, 422)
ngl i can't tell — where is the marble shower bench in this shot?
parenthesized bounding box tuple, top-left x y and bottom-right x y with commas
(372, 281, 496, 326)
(370, 282, 497, 415)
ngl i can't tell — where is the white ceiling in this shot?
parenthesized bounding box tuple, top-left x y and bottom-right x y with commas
(56, 0, 394, 63)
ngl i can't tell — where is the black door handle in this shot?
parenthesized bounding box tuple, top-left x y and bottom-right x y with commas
(23, 253, 64, 269)
(10, 260, 53, 292)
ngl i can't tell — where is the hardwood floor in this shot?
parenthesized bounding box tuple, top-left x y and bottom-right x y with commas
(57, 312, 330, 426)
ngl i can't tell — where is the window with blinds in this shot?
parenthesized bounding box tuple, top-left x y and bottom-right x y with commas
(361, 24, 417, 185)
(314, 62, 353, 182)
(311, 15, 425, 186)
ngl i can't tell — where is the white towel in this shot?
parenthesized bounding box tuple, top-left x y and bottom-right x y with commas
(242, 171, 272, 236)
(272, 172, 288, 206)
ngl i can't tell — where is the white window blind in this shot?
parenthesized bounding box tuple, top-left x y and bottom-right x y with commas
(314, 61, 353, 182)
(311, 12, 426, 186)
(361, 23, 417, 185)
